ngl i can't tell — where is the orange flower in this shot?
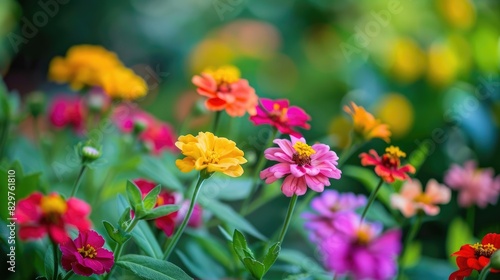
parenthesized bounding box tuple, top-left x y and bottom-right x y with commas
(99, 67, 148, 101)
(344, 102, 391, 143)
(192, 65, 258, 117)
(360, 146, 415, 183)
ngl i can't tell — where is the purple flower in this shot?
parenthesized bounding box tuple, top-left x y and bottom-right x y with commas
(319, 213, 401, 280)
(444, 160, 500, 208)
(302, 190, 366, 241)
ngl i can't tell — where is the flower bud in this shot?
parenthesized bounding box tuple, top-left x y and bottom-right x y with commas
(133, 118, 148, 135)
(87, 92, 107, 113)
(27, 91, 45, 118)
(81, 145, 101, 163)
(491, 250, 500, 270)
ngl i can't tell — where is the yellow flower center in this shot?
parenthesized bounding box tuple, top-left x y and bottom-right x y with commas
(204, 65, 240, 85)
(471, 243, 497, 258)
(271, 103, 289, 122)
(385, 146, 406, 158)
(40, 195, 67, 215)
(157, 195, 165, 206)
(292, 142, 315, 166)
(78, 244, 97, 259)
(413, 193, 433, 205)
(205, 150, 221, 164)
(356, 227, 372, 245)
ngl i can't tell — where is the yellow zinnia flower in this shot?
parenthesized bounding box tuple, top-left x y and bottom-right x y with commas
(99, 67, 148, 101)
(175, 132, 247, 177)
(344, 102, 391, 143)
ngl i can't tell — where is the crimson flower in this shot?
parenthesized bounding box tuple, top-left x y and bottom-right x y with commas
(15, 192, 91, 244)
(450, 233, 500, 280)
(360, 146, 415, 183)
(48, 95, 85, 132)
(60, 230, 114, 276)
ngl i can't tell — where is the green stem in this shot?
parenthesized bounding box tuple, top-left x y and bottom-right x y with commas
(103, 217, 139, 280)
(52, 241, 59, 280)
(61, 271, 74, 280)
(212, 111, 222, 135)
(163, 173, 208, 260)
(240, 128, 278, 214)
(278, 194, 298, 245)
(398, 212, 424, 279)
(69, 165, 87, 198)
(478, 263, 491, 280)
(466, 206, 475, 234)
(360, 178, 384, 223)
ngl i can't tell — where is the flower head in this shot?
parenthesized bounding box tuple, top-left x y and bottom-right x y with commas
(249, 98, 311, 137)
(15, 192, 92, 244)
(449, 233, 500, 280)
(260, 136, 341, 197)
(302, 190, 366, 241)
(175, 132, 247, 177)
(360, 146, 415, 183)
(319, 212, 401, 280)
(344, 102, 391, 143)
(444, 160, 500, 208)
(60, 230, 114, 276)
(192, 65, 258, 117)
(391, 179, 451, 217)
(49, 45, 122, 90)
(48, 95, 86, 132)
(99, 67, 148, 101)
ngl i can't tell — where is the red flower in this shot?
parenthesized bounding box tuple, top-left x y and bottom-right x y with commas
(48, 95, 86, 132)
(60, 230, 114, 276)
(360, 146, 415, 183)
(249, 98, 311, 137)
(450, 233, 500, 280)
(15, 192, 92, 244)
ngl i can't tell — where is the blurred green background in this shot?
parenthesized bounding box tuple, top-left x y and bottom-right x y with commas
(1, 0, 500, 279)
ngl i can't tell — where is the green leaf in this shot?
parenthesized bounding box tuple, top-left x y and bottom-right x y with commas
(343, 165, 392, 208)
(138, 156, 184, 191)
(232, 229, 254, 261)
(117, 254, 193, 280)
(218, 225, 233, 241)
(44, 246, 54, 279)
(278, 249, 330, 279)
(126, 180, 143, 212)
(143, 185, 161, 211)
(446, 217, 476, 264)
(202, 199, 266, 240)
(118, 206, 132, 226)
(205, 173, 253, 201)
(129, 219, 163, 259)
(102, 220, 131, 245)
(177, 241, 226, 279)
(188, 230, 233, 270)
(140, 205, 179, 220)
(263, 242, 281, 272)
(243, 258, 265, 280)
(401, 241, 421, 268)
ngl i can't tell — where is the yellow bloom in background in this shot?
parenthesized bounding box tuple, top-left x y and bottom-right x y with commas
(344, 102, 391, 143)
(328, 116, 352, 149)
(376, 93, 414, 138)
(437, 0, 476, 30)
(175, 132, 247, 177)
(48, 45, 123, 90)
(427, 42, 460, 87)
(387, 38, 426, 84)
(99, 67, 148, 101)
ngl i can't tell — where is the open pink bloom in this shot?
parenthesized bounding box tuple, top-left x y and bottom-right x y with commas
(133, 179, 203, 236)
(360, 146, 415, 183)
(302, 190, 366, 241)
(260, 136, 341, 197)
(15, 192, 91, 244)
(319, 212, 401, 280)
(48, 95, 86, 132)
(391, 179, 451, 217)
(114, 105, 177, 155)
(192, 65, 258, 117)
(444, 160, 500, 208)
(249, 98, 311, 137)
(60, 230, 114, 276)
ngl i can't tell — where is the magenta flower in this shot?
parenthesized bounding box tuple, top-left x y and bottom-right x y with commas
(260, 136, 341, 197)
(60, 230, 114, 276)
(444, 160, 500, 208)
(48, 95, 86, 132)
(250, 98, 311, 137)
(302, 190, 366, 241)
(319, 212, 401, 280)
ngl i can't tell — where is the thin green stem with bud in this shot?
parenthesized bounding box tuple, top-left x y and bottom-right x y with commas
(69, 165, 87, 198)
(360, 178, 384, 223)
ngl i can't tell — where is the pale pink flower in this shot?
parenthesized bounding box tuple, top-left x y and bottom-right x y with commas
(444, 161, 500, 208)
(260, 136, 341, 197)
(391, 179, 451, 217)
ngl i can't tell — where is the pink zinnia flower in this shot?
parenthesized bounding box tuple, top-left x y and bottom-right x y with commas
(320, 212, 401, 280)
(302, 190, 366, 241)
(192, 65, 258, 117)
(391, 179, 451, 217)
(360, 146, 415, 183)
(444, 160, 500, 208)
(114, 105, 177, 155)
(15, 192, 92, 244)
(133, 179, 203, 236)
(48, 95, 86, 132)
(60, 230, 114, 276)
(249, 98, 311, 137)
(260, 136, 341, 197)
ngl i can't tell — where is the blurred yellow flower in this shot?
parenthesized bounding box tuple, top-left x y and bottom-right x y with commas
(388, 38, 426, 84)
(376, 94, 414, 138)
(175, 132, 247, 177)
(48, 45, 122, 90)
(427, 42, 460, 87)
(438, 0, 475, 30)
(99, 67, 148, 101)
(328, 116, 352, 149)
(344, 102, 391, 143)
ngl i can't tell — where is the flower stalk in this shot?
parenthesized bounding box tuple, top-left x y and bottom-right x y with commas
(360, 178, 384, 223)
(278, 194, 298, 245)
(69, 165, 87, 198)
